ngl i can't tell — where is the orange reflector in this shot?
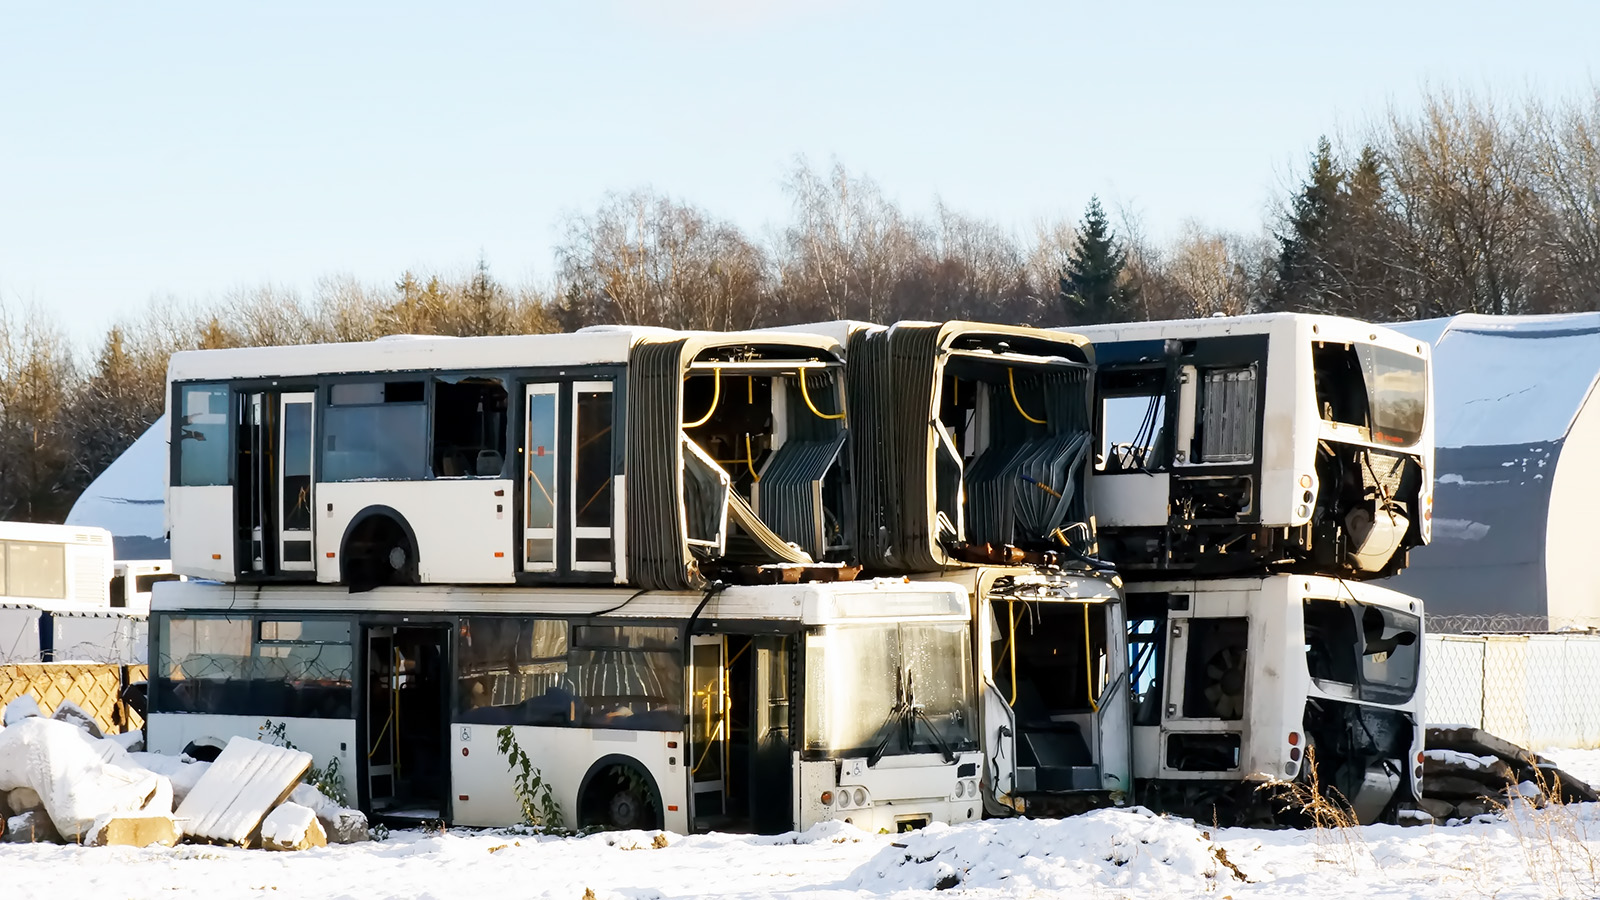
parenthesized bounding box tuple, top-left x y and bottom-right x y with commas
(820, 791, 834, 805)
(1288, 732, 1300, 746)
(459, 794, 469, 801)
(326, 552, 336, 558)
(1298, 474, 1313, 488)
(494, 551, 504, 558)
(667, 805, 679, 812)
(1417, 751, 1425, 764)
(667, 740, 678, 749)
(211, 554, 221, 560)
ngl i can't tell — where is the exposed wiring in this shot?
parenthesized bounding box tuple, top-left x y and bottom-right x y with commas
(797, 368, 845, 420)
(1008, 369, 1046, 425)
(683, 367, 722, 428)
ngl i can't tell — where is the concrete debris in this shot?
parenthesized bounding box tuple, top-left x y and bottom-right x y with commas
(88, 812, 181, 848)
(0, 717, 172, 841)
(289, 783, 368, 843)
(174, 736, 311, 846)
(261, 802, 327, 851)
(50, 700, 106, 740)
(7, 786, 42, 814)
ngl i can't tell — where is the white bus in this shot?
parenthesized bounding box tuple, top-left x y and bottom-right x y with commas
(1068, 314, 1434, 580)
(144, 578, 984, 834)
(0, 522, 148, 664)
(110, 560, 184, 612)
(165, 329, 849, 592)
(1123, 574, 1424, 825)
(788, 321, 1134, 816)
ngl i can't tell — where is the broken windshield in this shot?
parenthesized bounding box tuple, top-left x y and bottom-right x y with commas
(801, 621, 977, 760)
(1304, 599, 1420, 705)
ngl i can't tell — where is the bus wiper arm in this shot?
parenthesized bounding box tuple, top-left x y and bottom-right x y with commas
(911, 707, 958, 764)
(866, 699, 912, 768)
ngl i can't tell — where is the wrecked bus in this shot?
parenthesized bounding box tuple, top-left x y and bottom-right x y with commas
(1124, 574, 1424, 824)
(834, 320, 1133, 817)
(1067, 314, 1433, 580)
(164, 328, 852, 591)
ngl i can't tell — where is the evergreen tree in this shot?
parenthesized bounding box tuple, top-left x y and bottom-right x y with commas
(1059, 197, 1137, 323)
(1271, 137, 1346, 312)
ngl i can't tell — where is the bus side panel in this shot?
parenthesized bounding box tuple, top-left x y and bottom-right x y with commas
(65, 541, 114, 605)
(147, 713, 358, 797)
(451, 723, 686, 832)
(317, 481, 516, 585)
(169, 486, 237, 581)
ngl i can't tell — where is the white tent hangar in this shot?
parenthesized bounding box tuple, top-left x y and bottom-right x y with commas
(1383, 313, 1600, 629)
(65, 415, 169, 561)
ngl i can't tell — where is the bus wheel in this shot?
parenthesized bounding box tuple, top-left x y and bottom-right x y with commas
(580, 764, 661, 831)
(343, 512, 419, 590)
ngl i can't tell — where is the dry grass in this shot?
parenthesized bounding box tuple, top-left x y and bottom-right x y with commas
(1256, 747, 1373, 874)
(1489, 757, 1600, 898)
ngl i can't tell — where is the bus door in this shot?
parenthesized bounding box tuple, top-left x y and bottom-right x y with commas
(363, 623, 451, 819)
(687, 634, 728, 828)
(240, 390, 315, 575)
(979, 599, 1019, 811)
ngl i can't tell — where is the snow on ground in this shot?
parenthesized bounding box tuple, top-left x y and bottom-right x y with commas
(1543, 748, 1600, 787)
(6, 802, 1600, 900)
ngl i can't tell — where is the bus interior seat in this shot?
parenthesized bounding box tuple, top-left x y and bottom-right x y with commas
(475, 450, 504, 476)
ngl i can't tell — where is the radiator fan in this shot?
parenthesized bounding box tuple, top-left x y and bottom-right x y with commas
(1202, 646, 1247, 719)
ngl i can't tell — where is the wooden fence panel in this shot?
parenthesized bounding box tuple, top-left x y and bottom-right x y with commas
(0, 663, 148, 734)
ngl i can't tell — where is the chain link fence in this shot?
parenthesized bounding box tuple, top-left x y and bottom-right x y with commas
(1425, 632, 1600, 749)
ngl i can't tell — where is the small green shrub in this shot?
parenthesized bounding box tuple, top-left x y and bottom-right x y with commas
(495, 725, 566, 832)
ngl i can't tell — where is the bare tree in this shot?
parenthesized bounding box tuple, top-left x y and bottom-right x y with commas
(558, 189, 769, 330)
(0, 303, 79, 521)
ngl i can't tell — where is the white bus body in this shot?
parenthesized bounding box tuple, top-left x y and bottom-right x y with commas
(110, 560, 184, 613)
(0, 521, 115, 607)
(1123, 574, 1424, 825)
(1068, 314, 1434, 579)
(145, 578, 983, 834)
(164, 329, 849, 593)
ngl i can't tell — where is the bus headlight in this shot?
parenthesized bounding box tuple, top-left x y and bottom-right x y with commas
(853, 788, 867, 808)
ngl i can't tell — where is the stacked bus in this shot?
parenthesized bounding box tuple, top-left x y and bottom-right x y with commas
(152, 328, 982, 834)
(827, 320, 1132, 818)
(1069, 314, 1431, 824)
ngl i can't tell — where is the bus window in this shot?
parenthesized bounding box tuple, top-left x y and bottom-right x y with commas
(3, 542, 66, 599)
(573, 382, 615, 571)
(457, 617, 572, 725)
(524, 385, 559, 570)
(177, 383, 230, 486)
(432, 376, 508, 478)
(323, 382, 428, 481)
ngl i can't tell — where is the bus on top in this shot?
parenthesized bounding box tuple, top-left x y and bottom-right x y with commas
(144, 577, 984, 834)
(165, 328, 849, 592)
(1067, 314, 1434, 580)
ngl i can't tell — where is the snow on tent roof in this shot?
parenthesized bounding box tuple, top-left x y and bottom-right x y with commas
(1393, 313, 1600, 449)
(66, 415, 167, 540)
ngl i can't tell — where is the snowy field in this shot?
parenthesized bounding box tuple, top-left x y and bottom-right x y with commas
(5, 750, 1600, 900)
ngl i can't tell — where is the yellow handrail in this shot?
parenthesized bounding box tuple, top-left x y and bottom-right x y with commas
(683, 367, 722, 428)
(1008, 369, 1046, 425)
(744, 434, 761, 482)
(797, 368, 845, 420)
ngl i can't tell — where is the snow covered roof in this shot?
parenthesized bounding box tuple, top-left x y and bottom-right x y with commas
(1393, 313, 1600, 449)
(65, 416, 168, 544)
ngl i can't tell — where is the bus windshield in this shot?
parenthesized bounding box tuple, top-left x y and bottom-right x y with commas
(802, 621, 977, 760)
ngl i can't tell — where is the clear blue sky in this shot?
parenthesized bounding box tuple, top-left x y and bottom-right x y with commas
(2, 1, 1595, 347)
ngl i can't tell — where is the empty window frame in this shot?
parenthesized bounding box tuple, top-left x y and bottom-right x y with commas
(432, 376, 509, 478)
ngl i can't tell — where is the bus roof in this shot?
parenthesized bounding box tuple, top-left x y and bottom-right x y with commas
(0, 521, 113, 546)
(166, 328, 846, 384)
(1062, 313, 1428, 358)
(152, 579, 969, 625)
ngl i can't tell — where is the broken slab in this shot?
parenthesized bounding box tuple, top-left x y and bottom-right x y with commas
(174, 736, 311, 846)
(288, 784, 368, 844)
(88, 812, 180, 848)
(50, 700, 105, 739)
(260, 802, 327, 851)
(1426, 726, 1599, 803)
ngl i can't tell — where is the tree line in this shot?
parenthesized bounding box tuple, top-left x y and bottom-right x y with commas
(3, 86, 1597, 524)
